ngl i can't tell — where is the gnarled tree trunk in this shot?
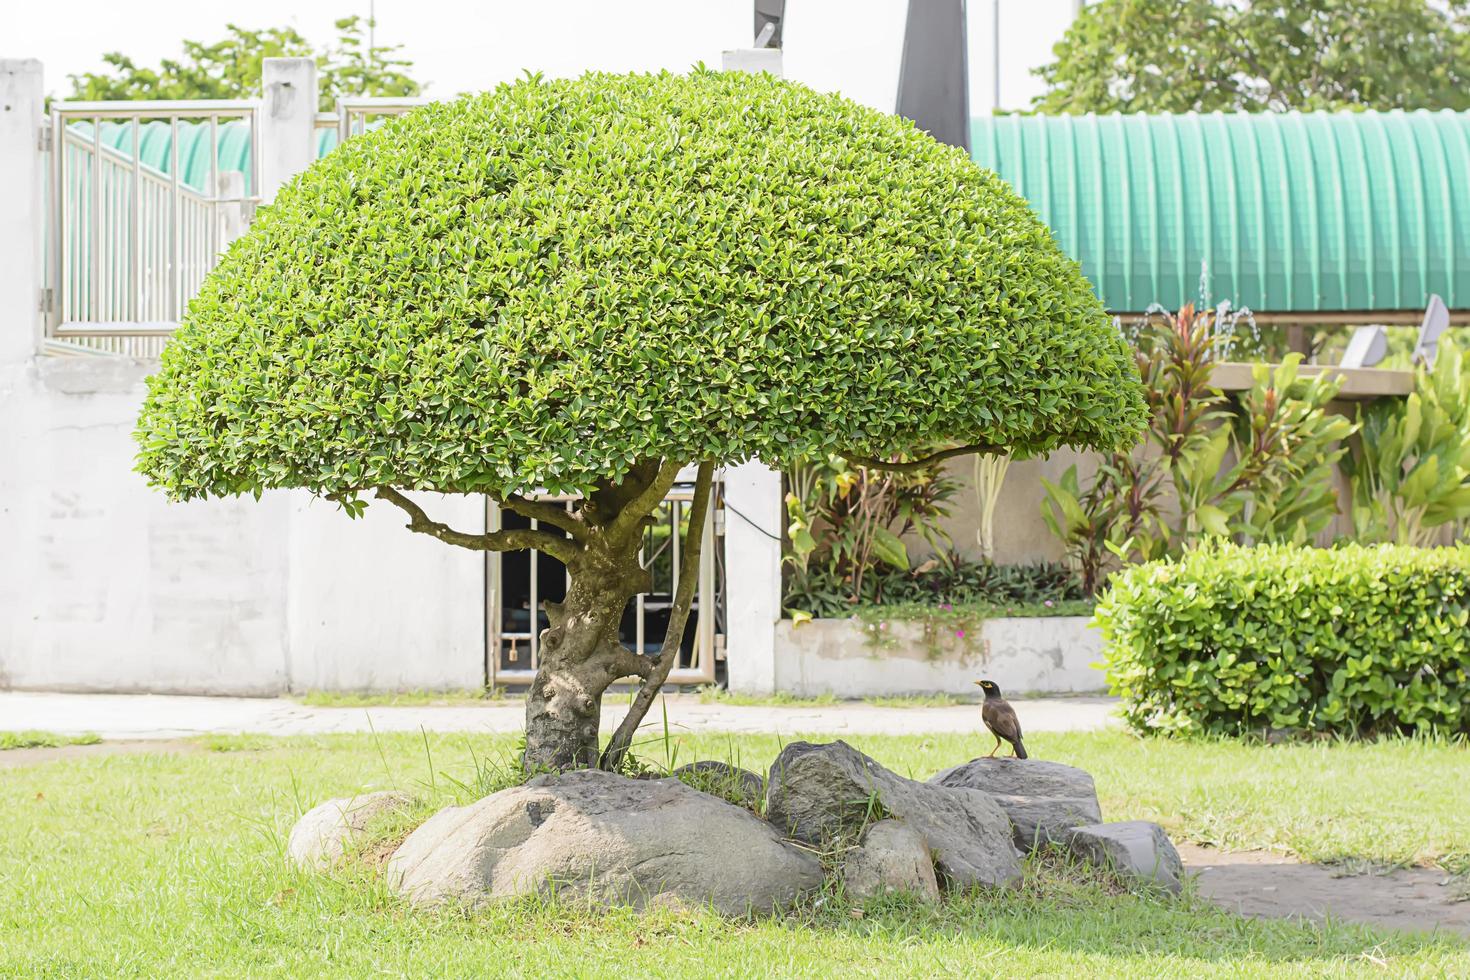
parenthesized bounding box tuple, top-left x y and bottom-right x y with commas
(521, 535, 649, 772)
(372, 459, 714, 774)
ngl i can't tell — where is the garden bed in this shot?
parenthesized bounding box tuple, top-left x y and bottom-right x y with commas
(773, 614, 1104, 698)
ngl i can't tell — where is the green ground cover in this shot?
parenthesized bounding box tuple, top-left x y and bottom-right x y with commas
(1, 730, 1465, 977)
(0, 731, 100, 751)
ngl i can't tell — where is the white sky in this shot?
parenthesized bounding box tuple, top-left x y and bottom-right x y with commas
(5, 0, 1079, 114)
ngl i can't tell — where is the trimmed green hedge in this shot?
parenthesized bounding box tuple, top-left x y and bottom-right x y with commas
(1096, 543, 1470, 736)
(135, 70, 1144, 503)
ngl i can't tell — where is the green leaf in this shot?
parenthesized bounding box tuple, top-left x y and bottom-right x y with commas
(868, 527, 911, 571)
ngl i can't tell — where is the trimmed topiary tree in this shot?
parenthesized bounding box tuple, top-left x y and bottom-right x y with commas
(135, 69, 1146, 771)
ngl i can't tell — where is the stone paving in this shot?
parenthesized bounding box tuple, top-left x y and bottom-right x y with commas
(0, 691, 1119, 741)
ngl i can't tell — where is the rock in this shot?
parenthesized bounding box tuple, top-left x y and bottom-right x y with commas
(930, 757, 1102, 851)
(288, 791, 412, 870)
(672, 761, 764, 810)
(765, 740, 1021, 889)
(1064, 821, 1184, 893)
(388, 768, 821, 915)
(841, 819, 940, 903)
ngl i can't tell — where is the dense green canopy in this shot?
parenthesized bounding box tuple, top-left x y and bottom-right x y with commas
(137, 69, 1145, 501)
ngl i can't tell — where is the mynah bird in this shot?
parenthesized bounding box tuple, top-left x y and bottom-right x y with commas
(975, 679, 1027, 759)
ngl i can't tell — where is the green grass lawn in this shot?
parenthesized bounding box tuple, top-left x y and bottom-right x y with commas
(1, 730, 1466, 977)
(0, 730, 100, 750)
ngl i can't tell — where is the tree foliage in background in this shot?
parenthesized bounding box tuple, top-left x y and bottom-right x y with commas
(1034, 0, 1470, 114)
(67, 17, 421, 109)
(135, 71, 1146, 772)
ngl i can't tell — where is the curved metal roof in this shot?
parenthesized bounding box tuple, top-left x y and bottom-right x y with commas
(79, 110, 1470, 315)
(971, 110, 1470, 312)
(83, 120, 340, 196)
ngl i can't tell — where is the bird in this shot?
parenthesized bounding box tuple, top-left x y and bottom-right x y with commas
(975, 679, 1027, 759)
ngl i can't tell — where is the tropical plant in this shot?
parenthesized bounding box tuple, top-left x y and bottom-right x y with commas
(1034, 0, 1470, 114)
(1042, 305, 1354, 591)
(135, 70, 1147, 772)
(67, 16, 421, 110)
(784, 548, 1084, 621)
(1343, 342, 1470, 544)
(784, 454, 959, 609)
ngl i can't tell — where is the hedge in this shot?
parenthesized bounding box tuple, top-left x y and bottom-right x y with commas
(1095, 543, 1470, 736)
(135, 69, 1144, 503)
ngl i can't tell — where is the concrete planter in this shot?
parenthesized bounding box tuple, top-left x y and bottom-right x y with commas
(772, 616, 1104, 698)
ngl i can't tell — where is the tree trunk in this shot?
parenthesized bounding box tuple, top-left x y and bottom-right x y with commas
(521, 532, 649, 772)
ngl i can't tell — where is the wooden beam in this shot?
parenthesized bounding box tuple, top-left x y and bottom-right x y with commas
(1210, 362, 1414, 400)
(1114, 309, 1470, 326)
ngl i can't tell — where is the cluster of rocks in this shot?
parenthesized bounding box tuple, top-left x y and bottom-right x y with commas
(288, 739, 1182, 914)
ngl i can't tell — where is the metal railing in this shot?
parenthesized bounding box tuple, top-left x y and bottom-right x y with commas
(45, 101, 260, 357)
(335, 96, 431, 142)
(42, 97, 433, 358)
(486, 481, 724, 689)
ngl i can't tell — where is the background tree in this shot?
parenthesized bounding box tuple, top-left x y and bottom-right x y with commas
(135, 70, 1147, 772)
(67, 16, 420, 109)
(1034, 0, 1470, 114)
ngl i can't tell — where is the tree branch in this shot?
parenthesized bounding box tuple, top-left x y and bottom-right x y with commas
(606, 460, 685, 544)
(601, 461, 715, 771)
(500, 493, 588, 541)
(374, 487, 581, 565)
(839, 443, 1002, 474)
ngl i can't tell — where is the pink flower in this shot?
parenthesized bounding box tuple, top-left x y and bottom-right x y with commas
(940, 603, 952, 611)
(1044, 599, 1054, 608)
(955, 629, 965, 639)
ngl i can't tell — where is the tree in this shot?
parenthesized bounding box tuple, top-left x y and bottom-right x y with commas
(1034, 0, 1470, 114)
(135, 70, 1147, 772)
(67, 17, 420, 109)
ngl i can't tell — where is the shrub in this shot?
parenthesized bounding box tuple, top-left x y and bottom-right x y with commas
(1343, 341, 1470, 545)
(135, 69, 1145, 771)
(1096, 542, 1470, 737)
(1042, 305, 1353, 593)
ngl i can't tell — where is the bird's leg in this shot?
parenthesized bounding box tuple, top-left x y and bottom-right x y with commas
(987, 735, 1000, 758)
(1009, 744, 1019, 758)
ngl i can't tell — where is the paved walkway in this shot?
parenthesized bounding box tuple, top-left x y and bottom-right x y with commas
(0, 691, 1119, 741)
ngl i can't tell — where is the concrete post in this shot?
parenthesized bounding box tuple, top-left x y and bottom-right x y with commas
(723, 461, 784, 694)
(260, 58, 318, 204)
(0, 60, 45, 365)
(721, 48, 784, 77)
(718, 49, 784, 693)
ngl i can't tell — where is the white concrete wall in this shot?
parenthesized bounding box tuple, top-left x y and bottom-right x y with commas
(0, 58, 485, 696)
(773, 616, 1106, 697)
(286, 493, 485, 692)
(0, 357, 487, 694)
(0, 358, 292, 694)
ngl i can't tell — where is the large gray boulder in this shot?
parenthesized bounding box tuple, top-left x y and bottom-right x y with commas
(765, 740, 1021, 889)
(930, 757, 1102, 851)
(841, 819, 940, 904)
(1064, 820, 1184, 894)
(672, 761, 764, 811)
(388, 768, 821, 915)
(288, 791, 412, 870)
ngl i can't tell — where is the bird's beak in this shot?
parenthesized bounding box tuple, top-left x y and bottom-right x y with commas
(973, 681, 983, 687)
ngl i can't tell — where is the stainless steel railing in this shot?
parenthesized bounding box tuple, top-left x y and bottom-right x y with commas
(43, 97, 437, 358)
(45, 101, 261, 357)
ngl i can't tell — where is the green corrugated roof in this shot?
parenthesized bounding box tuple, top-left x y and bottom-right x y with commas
(74, 120, 341, 196)
(75, 110, 1470, 314)
(971, 110, 1470, 312)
